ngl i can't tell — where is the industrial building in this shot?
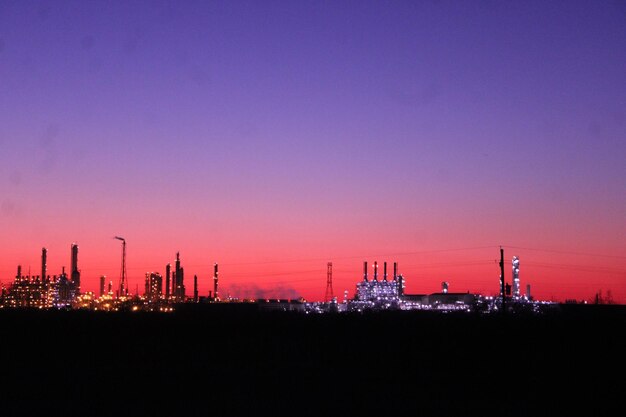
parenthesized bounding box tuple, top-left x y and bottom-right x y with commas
(144, 272, 163, 302)
(3, 246, 81, 309)
(344, 261, 484, 312)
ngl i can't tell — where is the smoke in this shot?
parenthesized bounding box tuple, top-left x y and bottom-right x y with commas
(225, 283, 301, 300)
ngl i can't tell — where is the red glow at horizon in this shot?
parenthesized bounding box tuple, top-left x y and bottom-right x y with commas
(1, 240, 624, 304)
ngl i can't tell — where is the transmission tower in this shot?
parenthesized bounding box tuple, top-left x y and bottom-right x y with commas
(325, 262, 334, 302)
(115, 236, 127, 296)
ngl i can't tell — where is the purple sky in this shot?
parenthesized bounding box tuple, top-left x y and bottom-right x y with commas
(1, 1, 625, 301)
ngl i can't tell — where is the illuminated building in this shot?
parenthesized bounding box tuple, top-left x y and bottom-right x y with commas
(55, 267, 77, 308)
(4, 265, 48, 308)
(144, 272, 163, 302)
(428, 292, 476, 310)
(351, 261, 403, 310)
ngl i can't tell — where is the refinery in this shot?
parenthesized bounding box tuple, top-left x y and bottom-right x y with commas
(0, 241, 559, 314)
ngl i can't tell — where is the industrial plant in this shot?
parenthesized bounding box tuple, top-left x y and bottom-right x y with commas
(0, 240, 557, 314)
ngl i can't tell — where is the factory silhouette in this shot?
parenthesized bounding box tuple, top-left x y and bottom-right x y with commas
(1, 238, 557, 314)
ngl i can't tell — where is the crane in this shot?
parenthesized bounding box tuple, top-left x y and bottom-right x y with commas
(114, 236, 127, 297)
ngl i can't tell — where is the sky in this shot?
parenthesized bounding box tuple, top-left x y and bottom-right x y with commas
(0, 0, 625, 302)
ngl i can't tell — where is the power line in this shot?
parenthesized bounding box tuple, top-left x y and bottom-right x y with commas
(502, 245, 626, 260)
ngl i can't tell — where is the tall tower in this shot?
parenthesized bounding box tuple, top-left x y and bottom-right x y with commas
(99, 275, 106, 297)
(71, 243, 80, 293)
(175, 252, 181, 299)
(213, 263, 219, 301)
(41, 248, 47, 283)
(165, 263, 171, 300)
(373, 261, 378, 281)
(193, 274, 198, 303)
(363, 261, 368, 281)
(115, 237, 127, 296)
(499, 247, 505, 312)
(512, 256, 520, 298)
(325, 262, 334, 302)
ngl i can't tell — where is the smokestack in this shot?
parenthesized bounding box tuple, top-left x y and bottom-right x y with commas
(71, 243, 80, 293)
(383, 262, 388, 281)
(179, 267, 185, 299)
(193, 275, 198, 303)
(175, 253, 181, 299)
(100, 276, 105, 297)
(213, 263, 219, 300)
(393, 262, 397, 280)
(526, 284, 531, 300)
(374, 261, 378, 281)
(41, 248, 47, 283)
(165, 263, 171, 300)
(17, 265, 22, 279)
(108, 280, 113, 294)
(363, 261, 368, 281)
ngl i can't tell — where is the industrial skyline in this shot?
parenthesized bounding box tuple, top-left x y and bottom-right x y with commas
(1, 2, 625, 304)
(0, 240, 622, 305)
(2, 238, 559, 314)
(1, 3, 623, 417)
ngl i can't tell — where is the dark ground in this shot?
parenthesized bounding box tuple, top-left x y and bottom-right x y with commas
(1, 304, 624, 416)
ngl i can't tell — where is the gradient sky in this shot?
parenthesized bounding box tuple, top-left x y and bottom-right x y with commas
(1, 0, 625, 302)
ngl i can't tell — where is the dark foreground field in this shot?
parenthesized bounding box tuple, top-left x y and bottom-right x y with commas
(1, 305, 624, 416)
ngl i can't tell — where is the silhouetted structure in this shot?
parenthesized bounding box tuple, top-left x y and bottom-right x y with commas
(165, 263, 171, 300)
(71, 243, 80, 294)
(115, 237, 127, 296)
(99, 276, 105, 297)
(499, 247, 505, 312)
(324, 262, 334, 302)
(41, 247, 47, 284)
(213, 263, 219, 301)
(173, 252, 185, 301)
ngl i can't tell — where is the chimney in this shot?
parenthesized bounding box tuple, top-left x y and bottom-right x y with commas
(383, 262, 388, 281)
(41, 248, 47, 283)
(363, 261, 368, 281)
(213, 263, 219, 300)
(393, 262, 397, 280)
(374, 261, 378, 281)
